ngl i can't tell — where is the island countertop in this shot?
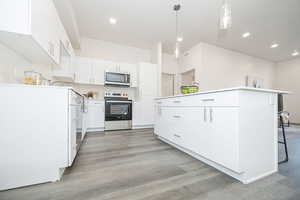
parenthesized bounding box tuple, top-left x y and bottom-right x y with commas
(156, 87, 290, 100)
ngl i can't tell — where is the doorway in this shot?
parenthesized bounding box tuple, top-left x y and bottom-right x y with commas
(162, 73, 175, 97)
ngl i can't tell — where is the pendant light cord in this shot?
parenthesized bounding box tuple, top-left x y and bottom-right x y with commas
(174, 4, 180, 40)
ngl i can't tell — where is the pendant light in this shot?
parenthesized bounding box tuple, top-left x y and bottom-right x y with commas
(219, 0, 232, 30)
(174, 4, 181, 59)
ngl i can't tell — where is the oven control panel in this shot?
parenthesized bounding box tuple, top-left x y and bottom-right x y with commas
(105, 92, 128, 98)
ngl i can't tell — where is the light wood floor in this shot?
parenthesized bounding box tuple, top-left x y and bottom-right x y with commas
(1, 129, 299, 200)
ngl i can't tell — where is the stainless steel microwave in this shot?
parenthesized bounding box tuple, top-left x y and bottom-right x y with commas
(105, 72, 130, 87)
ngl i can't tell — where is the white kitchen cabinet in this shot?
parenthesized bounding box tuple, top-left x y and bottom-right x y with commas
(73, 56, 138, 87)
(155, 87, 288, 184)
(133, 98, 155, 129)
(133, 63, 158, 129)
(86, 101, 105, 132)
(52, 42, 75, 82)
(138, 63, 158, 97)
(74, 57, 92, 84)
(92, 60, 111, 85)
(69, 102, 77, 166)
(0, 0, 73, 66)
(211, 107, 240, 172)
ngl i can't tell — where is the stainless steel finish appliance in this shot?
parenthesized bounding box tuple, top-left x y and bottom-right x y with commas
(104, 92, 132, 130)
(105, 72, 130, 87)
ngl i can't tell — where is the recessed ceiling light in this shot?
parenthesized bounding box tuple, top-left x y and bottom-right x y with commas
(109, 18, 117, 24)
(177, 37, 183, 42)
(270, 43, 279, 48)
(292, 50, 299, 56)
(242, 32, 251, 38)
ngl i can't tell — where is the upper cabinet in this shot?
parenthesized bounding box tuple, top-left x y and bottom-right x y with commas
(138, 63, 158, 97)
(73, 56, 138, 87)
(74, 57, 92, 85)
(52, 42, 75, 82)
(0, 0, 73, 66)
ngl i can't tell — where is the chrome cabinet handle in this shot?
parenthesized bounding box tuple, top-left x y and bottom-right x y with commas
(173, 100, 181, 103)
(173, 115, 181, 118)
(202, 99, 215, 102)
(210, 108, 213, 122)
(174, 134, 181, 138)
(204, 107, 207, 122)
(157, 102, 162, 104)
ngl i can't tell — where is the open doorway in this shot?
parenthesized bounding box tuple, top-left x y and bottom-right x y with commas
(162, 73, 175, 97)
(181, 69, 195, 86)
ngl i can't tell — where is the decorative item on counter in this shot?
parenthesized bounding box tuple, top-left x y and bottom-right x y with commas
(40, 78, 51, 86)
(181, 81, 199, 94)
(24, 71, 42, 85)
(87, 91, 98, 99)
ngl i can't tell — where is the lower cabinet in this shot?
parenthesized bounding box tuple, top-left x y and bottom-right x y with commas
(155, 105, 241, 173)
(133, 98, 155, 129)
(211, 107, 240, 173)
(86, 101, 105, 132)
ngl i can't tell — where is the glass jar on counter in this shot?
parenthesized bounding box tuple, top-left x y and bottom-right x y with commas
(23, 71, 42, 85)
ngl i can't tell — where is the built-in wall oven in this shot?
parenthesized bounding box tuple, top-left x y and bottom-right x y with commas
(105, 95, 132, 131)
(105, 72, 130, 87)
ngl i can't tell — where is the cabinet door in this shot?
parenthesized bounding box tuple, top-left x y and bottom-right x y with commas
(182, 107, 213, 159)
(87, 103, 105, 130)
(154, 107, 174, 140)
(211, 107, 240, 172)
(92, 60, 107, 85)
(0, 0, 30, 34)
(138, 63, 158, 97)
(74, 57, 92, 84)
(133, 98, 155, 128)
(69, 105, 77, 166)
(31, 0, 60, 64)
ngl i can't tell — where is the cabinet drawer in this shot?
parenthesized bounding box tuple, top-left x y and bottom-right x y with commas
(156, 91, 239, 107)
(157, 107, 185, 145)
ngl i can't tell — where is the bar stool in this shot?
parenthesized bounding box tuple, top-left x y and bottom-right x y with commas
(278, 94, 289, 164)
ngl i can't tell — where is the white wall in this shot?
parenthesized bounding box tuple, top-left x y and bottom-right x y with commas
(275, 58, 300, 123)
(76, 37, 151, 64)
(179, 43, 276, 91)
(0, 43, 31, 83)
(0, 42, 55, 84)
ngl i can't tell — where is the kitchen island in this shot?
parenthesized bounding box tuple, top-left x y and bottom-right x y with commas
(154, 87, 289, 184)
(0, 84, 84, 191)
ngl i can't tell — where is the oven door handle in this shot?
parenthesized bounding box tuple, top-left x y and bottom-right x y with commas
(106, 100, 132, 103)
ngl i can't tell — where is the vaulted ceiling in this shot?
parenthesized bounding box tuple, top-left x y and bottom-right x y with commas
(69, 0, 300, 62)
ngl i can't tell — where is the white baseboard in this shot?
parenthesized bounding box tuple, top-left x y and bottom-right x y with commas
(158, 136, 277, 184)
(86, 127, 104, 132)
(132, 124, 154, 129)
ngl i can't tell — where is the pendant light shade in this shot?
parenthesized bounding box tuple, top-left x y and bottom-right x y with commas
(219, 0, 232, 30)
(174, 42, 180, 59)
(174, 4, 181, 59)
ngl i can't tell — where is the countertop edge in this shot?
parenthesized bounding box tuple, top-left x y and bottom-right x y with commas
(155, 87, 290, 100)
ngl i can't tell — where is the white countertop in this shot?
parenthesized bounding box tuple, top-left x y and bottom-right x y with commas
(156, 87, 290, 100)
(0, 83, 84, 96)
(0, 83, 72, 90)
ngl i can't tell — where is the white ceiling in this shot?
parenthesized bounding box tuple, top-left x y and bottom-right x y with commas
(70, 0, 300, 62)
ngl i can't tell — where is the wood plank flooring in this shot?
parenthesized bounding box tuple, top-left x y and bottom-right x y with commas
(1, 128, 299, 200)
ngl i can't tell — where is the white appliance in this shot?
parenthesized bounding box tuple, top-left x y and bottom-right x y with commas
(68, 90, 84, 165)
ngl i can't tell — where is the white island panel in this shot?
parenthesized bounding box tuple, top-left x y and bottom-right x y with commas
(154, 87, 288, 184)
